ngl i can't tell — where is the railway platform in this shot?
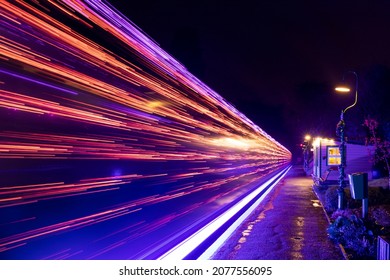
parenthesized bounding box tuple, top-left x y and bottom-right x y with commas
(211, 165, 345, 260)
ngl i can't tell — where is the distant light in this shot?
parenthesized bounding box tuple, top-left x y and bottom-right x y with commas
(304, 134, 311, 141)
(210, 137, 257, 150)
(147, 100, 164, 108)
(312, 138, 321, 148)
(335, 86, 351, 93)
(312, 137, 335, 148)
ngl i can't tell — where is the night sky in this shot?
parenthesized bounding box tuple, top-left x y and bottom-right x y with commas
(108, 0, 390, 152)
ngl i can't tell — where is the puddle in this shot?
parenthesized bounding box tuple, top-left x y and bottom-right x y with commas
(311, 199, 321, 207)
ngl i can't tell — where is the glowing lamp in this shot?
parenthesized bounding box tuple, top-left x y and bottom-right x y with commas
(335, 86, 351, 93)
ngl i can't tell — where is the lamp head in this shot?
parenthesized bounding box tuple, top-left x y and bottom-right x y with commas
(335, 82, 351, 93)
(334, 70, 358, 114)
(335, 86, 350, 93)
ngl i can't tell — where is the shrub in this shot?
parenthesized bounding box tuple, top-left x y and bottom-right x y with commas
(324, 186, 390, 212)
(367, 187, 390, 206)
(324, 186, 339, 212)
(371, 205, 390, 227)
(327, 211, 376, 258)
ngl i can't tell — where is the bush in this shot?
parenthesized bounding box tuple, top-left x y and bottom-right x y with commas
(367, 187, 390, 206)
(323, 186, 356, 212)
(324, 186, 339, 212)
(371, 205, 390, 227)
(324, 186, 390, 212)
(320, 183, 390, 259)
(327, 211, 376, 259)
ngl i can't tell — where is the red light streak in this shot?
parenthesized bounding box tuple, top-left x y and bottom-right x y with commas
(0, 0, 291, 259)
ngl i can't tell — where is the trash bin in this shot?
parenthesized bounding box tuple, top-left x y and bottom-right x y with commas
(348, 172, 368, 199)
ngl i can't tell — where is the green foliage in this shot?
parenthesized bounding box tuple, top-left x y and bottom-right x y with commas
(327, 211, 376, 258)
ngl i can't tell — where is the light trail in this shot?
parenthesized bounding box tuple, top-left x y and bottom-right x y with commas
(158, 166, 291, 260)
(0, 0, 291, 259)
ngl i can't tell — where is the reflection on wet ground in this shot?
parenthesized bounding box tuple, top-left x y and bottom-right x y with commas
(212, 166, 345, 260)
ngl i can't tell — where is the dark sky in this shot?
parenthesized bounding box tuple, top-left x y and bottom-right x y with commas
(108, 0, 390, 151)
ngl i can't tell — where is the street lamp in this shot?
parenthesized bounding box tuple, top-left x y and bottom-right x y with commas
(334, 71, 358, 210)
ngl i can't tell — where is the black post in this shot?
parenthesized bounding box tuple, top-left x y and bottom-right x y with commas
(336, 111, 346, 209)
(335, 71, 358, 210)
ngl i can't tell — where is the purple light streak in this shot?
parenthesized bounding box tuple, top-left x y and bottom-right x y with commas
(0, 0, 291, 259)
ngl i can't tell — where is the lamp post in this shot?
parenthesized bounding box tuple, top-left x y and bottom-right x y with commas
(335, 71, 358, 210)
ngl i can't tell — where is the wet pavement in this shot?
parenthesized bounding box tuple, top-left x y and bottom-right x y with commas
(211, 165, 345, 260)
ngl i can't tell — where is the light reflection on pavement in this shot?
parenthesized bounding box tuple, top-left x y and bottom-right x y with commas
(212, 166, 345, 260)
